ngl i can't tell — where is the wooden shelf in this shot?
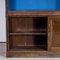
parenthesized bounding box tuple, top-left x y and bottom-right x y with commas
(10, 45, 47, 52)
(9, 33, 47, 35)
(8, 11, 60, 17)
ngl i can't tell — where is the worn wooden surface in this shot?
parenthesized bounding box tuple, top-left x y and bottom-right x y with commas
(1, 43, 60, 58)
(8, 11, 60, 17)
(50, 16, 60, 52)
(7, 51, 60, 58)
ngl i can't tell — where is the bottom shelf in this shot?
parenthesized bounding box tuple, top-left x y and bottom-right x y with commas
(10, 45, 47, 52)
(7, 51, 48, 57)
(7, 45, 47, 57)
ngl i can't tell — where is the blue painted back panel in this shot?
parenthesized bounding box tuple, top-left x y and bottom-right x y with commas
(8, 0, 60, 10)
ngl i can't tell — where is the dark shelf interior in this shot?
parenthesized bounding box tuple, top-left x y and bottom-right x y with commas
(8, 17, 47, 33)
(9, 35, 47, 51)
(10, 46, 47, 51)
(8, 17, 48, 51)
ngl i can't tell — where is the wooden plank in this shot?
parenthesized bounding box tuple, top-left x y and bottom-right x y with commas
(8, 11, 60, 17)
(7, 51, 47, 57)
(51, 47, 60, 53)
(6, 0, 12, 51)
(49, 16, 60, 52)
(9, 33, 47, 35)
(48, 16, 52, 51)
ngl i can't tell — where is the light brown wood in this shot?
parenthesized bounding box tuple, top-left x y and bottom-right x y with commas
(7, 51, 48, 57)
(51, 47, 60, 53)
(8, 11, 60, 17)
(49, 16, 60, 52)
(48, 16, 52, 51)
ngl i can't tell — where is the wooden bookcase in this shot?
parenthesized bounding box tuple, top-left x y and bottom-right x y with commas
(6, 0, 60, 57)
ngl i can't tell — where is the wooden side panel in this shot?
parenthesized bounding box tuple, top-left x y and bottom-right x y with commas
(51, 16, 60, 52)
(6, 0, 10, 50)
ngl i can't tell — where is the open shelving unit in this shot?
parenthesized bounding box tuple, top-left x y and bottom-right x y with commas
(6, 0, 60, 57)
(8, 15, 48, 49)
(7, 11, 52, 57)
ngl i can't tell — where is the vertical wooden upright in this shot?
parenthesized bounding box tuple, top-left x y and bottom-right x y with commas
(48, 16, 53, 51)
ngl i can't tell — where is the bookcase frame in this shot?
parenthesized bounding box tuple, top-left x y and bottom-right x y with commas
(6, 0, 60, 57)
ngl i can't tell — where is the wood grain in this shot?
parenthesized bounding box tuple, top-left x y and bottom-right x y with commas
(8, 11, 60, 17)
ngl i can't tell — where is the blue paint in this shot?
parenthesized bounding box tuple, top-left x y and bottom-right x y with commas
(56, 0, 60, 10)
(8, 0, 60, 10)
(8, 0, 15, 10)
